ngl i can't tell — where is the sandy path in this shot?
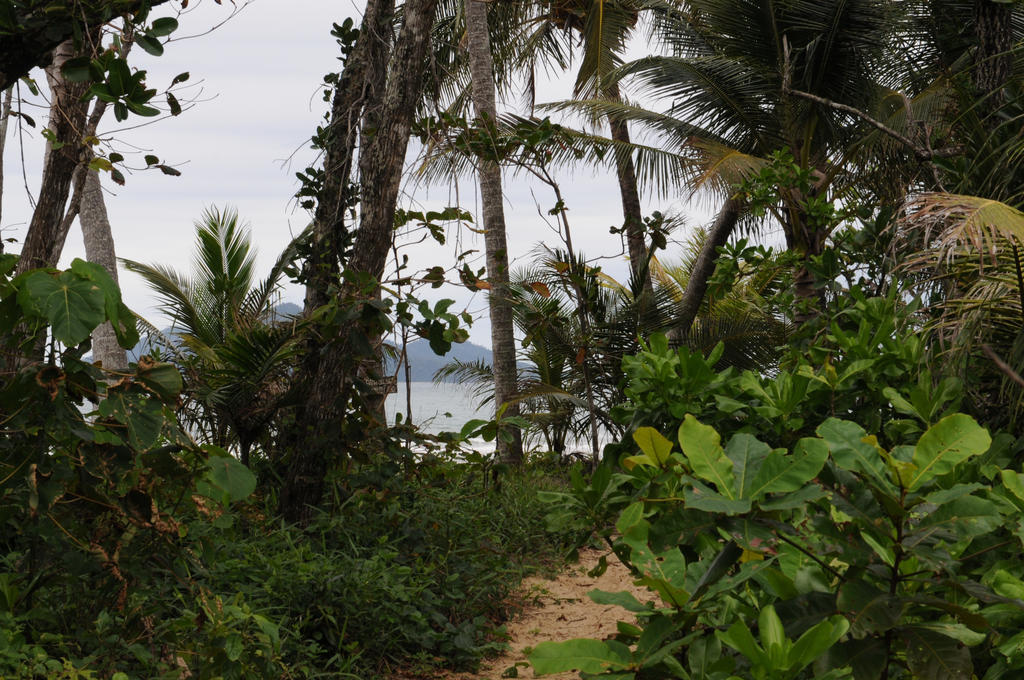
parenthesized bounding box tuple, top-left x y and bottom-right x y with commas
(443, 548, 652, 680)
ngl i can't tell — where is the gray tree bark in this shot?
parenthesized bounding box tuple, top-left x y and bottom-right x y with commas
(281, 0, 439, 525)
(0, 85, 13, 244)
(15, 40, 90, 275)
(79, 169, 127, 370)
(464, 0, 523, 464)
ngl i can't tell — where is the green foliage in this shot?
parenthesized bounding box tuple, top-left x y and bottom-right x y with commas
(0, 257, 276, 678)
(534, 290, 1024, 679)
(198, 459, 574, 677)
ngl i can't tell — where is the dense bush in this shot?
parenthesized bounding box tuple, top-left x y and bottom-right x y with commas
(202, 458, 574, 677)
(0, 256, 573, 679)
(534, 292, 1024, 680)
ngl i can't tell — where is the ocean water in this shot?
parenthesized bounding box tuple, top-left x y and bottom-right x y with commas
(384, 381, 613, 457)
(385, 381, 487, 435)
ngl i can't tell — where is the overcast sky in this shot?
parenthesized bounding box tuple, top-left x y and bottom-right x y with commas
(2, 0, 708, 348)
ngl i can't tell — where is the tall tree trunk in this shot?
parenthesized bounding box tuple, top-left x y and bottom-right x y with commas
(79, 169, 127, 371)
(280, 0, 439, 525)
(282, 0, 395, 526)
(348, 0, 439, 278)
(973, 0, 1014, 107)
(674, 197, 741, 335)
(605, 84, 652, 298)
(464, 0, 523, 464)
(15, 40, 89, 274)
(0, 85, 13, 245)
(301, 0, 395, 317)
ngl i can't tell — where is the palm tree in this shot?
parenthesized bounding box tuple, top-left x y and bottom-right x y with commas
(124, 206, 302, 465)
(439, 233, 787, 455)
(465, 0, 524, 464)
(545, 0, 901, 323)
(888, 2, 1024, 431)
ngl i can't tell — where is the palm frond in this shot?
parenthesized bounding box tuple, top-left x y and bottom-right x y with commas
(903, 192, 1024, 265)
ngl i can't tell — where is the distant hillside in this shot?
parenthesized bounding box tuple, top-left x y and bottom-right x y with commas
(129, 301, 305, 360)
(129, 302, 493, 383)
(386, 339, 492, 382)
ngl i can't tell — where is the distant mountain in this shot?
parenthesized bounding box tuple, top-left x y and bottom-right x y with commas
(128, 302, 493, 383)
(274, 301, 302, 317)
(129, 301, 305, 360)
(386, 339, 492, 382)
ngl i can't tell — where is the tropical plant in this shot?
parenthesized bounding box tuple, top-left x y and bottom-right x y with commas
(124, 206, 303, 464)
(0, 253, 265, 678)
(533, 289, 1024, 679)
(440, 236, 787, 458)
(536, 0, 919, 325)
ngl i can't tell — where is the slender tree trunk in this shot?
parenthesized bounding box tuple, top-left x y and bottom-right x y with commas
(464, 0, 523, 464)
(281, 0, 438, 525)
(605, 84, 652, 298)
(79, 169, 127, 371)
(674, 197, 741, 334)
(0, 85, 13, 245)
(15, 40, 89, 274)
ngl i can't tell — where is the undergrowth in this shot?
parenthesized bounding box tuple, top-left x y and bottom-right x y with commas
(194, 455, 574, 678)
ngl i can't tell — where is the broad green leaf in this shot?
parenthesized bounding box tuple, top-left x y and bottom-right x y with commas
(529, 639, 632, 675)
(1000, 470, 1024, 503)
(616, 502, 646, 537)
(632, 427, 673, 467)
(61, 56, 93, 82)
(884, 386, 921, 420)
(913, 622, 986, 647)
(789, 616, 849, 670)
(635, 615, 679, 662)
(817, 419, 890, 484)
(136, 33, 164, 56)
(98, 391, 165, 450)
(725, 433, 771, 498)
(136, 361, 183, 402)
(201, 447, 256, 503)
(924, 483, 985, 505)
(826, 638, 886, 680)
(909, 414, 991, 490)
(759, 605, 789, 668)
(915, 496, 1001, 550)
(859, 531, 895, 567)
(757, 484, 826, 511)
(882, 449, 918, 488)
(903, 626, 972, 680)
(630, 543, 690, 607)
(990, 569, 1024, 601)
(837, 580, 903, 636)
(679, 415, 734, 497)
(688, 635, 722, 678)
(19, 270, 105, 346)
(224, 633, 243, 661)
(691, 542, 743, 603)
(684, 482, 751, 515)
(588, 589, 650, 614)
(718, 620, 768, 667)
(149, 17, 179, 37)
(747, 438, 828, 498)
